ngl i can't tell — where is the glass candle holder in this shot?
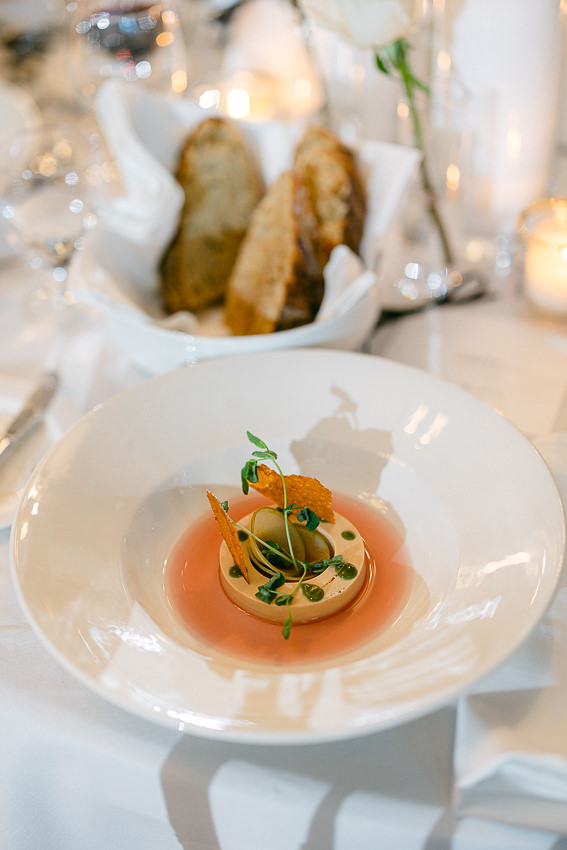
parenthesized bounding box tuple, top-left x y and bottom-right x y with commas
(67, 0, 187, 107)
(518, 198, 567, 317)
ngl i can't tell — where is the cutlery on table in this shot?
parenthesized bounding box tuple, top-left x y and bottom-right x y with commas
(0, 371, 59, 468)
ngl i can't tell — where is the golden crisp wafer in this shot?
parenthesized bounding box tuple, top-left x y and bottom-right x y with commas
(207, 490, 249, 581)
(249, 464, 335, 523)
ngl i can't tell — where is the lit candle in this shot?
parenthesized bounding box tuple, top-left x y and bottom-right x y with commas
(218, 0, 324, 121)
(192, 71, 280, 122)
(518, 199, 567, 316)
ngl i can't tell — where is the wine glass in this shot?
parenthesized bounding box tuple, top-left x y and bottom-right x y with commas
(0, 122, 106, 310)
(66, 0, 188, 107)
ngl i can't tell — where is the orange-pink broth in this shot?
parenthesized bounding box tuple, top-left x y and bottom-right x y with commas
(166, 493, 412, 665)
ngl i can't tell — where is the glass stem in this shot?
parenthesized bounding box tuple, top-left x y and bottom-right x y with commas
(396, 43, 454, 269)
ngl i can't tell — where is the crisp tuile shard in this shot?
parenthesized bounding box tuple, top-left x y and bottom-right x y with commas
(249, 464, 335, 523)
(207, 490, 249, 582)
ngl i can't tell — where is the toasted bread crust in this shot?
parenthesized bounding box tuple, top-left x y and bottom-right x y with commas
(160, 122, 366, 334)
(160, 117, 264, 312)
(293, 124, 366, 264)
(224, 170, 324, 335)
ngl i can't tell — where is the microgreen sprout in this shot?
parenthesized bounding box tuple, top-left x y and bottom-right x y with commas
(222, 431, 345, 639)
(241, 432, 302, 576)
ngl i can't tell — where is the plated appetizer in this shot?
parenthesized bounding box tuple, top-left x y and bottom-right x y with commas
(208, 432, 366, 638)
(166, 431, 412, 662)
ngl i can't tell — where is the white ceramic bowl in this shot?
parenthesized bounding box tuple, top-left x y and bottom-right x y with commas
(11, 349, 565, 743)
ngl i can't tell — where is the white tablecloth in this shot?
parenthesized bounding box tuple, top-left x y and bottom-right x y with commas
(2, 12, 567, 845)
(2, 256, 567, 849)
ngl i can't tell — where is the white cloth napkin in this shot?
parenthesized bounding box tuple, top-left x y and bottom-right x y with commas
(69, 80, 418, 354)
(92, 76, 419, 285)
(92, 79, 306, 291)
(454, 431, 567, 833)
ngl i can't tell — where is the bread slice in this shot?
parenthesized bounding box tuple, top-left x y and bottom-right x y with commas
(224, 170, 323, 335)
(293, 124, 366, 264)
(160, 117, 264, 313)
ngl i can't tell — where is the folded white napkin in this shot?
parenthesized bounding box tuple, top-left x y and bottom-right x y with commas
(68, 79, 418, 372)
(91, 77, 418, 288)
(454, 431, 567, 833)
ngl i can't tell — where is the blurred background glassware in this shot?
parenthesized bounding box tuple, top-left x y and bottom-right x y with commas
(378, 73, 474, 311)
(0, 122, 106, 310)
(449, 0, 565, 280)
(0, 0, 66, 82)
(186, 0, 326, 124)
(66, 0, 187, 108)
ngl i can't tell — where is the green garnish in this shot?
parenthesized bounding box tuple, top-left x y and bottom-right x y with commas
(242, 432, 305, 576)
(337, 563, 358, 580)
(295, 506, 321, 531)
(225, 431, 341, 639)
(255, 571, 285, 604)
(301, 583, 325, 602)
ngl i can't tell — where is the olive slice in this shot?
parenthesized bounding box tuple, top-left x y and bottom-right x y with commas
(249, 507, 306, 572)
(294, 524, 333, 563)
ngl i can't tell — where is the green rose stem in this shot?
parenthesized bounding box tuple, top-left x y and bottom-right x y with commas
(376, 38, 454, 269)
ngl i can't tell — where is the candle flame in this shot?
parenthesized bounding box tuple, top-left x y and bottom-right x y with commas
(446, 163, 460, 193)
(171, 69, 187, 94)
(226, 88, 251, 119)
(156, 32, 173, 48)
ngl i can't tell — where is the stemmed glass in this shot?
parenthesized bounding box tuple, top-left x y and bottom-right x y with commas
(0, 123, 106, 310)
(66, 0, 188, 106)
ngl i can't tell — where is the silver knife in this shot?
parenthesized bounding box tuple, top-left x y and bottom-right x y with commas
(0, 371, 59, 466)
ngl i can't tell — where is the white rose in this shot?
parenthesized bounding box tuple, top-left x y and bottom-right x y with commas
(298, 0, 418, 49)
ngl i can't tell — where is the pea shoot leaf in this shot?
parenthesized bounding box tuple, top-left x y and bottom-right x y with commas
(255, 571, 285, 604)
(274, 592, 292, 606)
(247, 432, 277, 459)
(241, 459, 258, 494)
(295, 506, 320, 531)
(246, 431, 266, 448)
(309, 554, 343, 574)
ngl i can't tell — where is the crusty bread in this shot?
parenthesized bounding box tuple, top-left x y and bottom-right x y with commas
(224, 170, 323, 335)
(160, 117, 264, 313)
(293, 124, 366, 265)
